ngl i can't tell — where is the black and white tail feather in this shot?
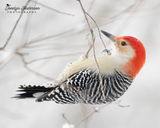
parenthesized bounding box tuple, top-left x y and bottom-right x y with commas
(14, 85, 52, 100)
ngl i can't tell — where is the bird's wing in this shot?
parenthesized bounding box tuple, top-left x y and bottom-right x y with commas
(36, 69, 99, 103)
(65, 69, 97, 90)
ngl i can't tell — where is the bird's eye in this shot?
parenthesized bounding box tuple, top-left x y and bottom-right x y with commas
(121, 41, 127, 46)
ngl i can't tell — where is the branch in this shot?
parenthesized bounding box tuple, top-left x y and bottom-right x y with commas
(87, 0, 96, 13)
(17, 53, 54, 81)
(75, 103, 110, 127)
(77, 0, 106, 100)
(26, 29, 74, 44)
(114, 100, 130, 108)
(85, 12, 111, 55)
(75, 100, 129, 127)
(0, 0, 31, 50)
(82, 0, 96, 23)
(116, 0, 144, 34)
(26, 52, 84, 64)
(62, 114, 71, 125)
(31, 1, 74, 16)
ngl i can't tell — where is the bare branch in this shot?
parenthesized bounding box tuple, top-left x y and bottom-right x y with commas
(98, 4, 134, 26)
(24, 65, 53, 81)
(116, 0, 144, 34)
(75, 100, 129, 127)
(0, 0, 31, 50)
(17, 53, 54, 81)
(27, 29, 74, 44)
(77, 0, 106, 100)
(85, 12, 110, 55)
(62, 114, 71, 125)
(75, 103, 110, 127)
(87, 0, 96, 13)
(114, 100, 130, 108)
(82, 0, 96, 23)
(31, 1, 74, 16)
(26, 52, 84, 64)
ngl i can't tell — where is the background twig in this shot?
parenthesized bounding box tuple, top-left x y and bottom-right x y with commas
(26, 52, 83, 64)
(75, 103, 110, 127)
(31, 1, 75, 16)
(0, 0, 31, 50)
(17, 53, 54, 81)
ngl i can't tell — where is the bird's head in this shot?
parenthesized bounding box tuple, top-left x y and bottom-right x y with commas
(101, 30, 146, 78)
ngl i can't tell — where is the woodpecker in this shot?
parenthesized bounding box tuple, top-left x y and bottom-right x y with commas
(14, 30, 146, 104)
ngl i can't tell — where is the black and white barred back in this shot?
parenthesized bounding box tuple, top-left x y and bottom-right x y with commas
(16, 69, 133, 104)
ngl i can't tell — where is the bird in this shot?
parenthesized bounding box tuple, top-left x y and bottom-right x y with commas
(14, 30, 146, 104)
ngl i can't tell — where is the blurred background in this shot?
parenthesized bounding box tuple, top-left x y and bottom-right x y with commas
(0, 0, 160, 128)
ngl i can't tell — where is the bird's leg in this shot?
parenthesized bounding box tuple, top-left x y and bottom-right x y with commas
(78, 33, 95, 61)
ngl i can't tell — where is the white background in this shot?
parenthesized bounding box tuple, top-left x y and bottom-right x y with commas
(0, 0, 160, 128)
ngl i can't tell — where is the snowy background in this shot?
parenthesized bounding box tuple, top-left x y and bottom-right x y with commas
(0, 0, 160, 128)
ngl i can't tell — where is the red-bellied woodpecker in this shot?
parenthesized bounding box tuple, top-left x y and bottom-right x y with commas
(14, 30, 146, 104)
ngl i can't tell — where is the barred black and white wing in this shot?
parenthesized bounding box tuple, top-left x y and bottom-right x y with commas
(35, 69, 133, 104)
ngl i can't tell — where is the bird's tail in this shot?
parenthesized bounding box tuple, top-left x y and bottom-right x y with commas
(13, 85, 53, 100)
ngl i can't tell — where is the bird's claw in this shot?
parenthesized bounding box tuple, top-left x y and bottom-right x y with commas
(102, 49, 112, 55)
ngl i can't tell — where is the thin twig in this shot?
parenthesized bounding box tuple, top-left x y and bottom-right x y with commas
(116, 0, 144, 34)
(31, 1, 74, 16)
(75, 103, 110, 127)
(62, 114, 71, 125)
(24, 65, 53, 81)
(98, 4, 134, 26)
(26, 52, 84, 64)
(21, 1, 34, 46)
(77, 0, 106, 100)
(75, 100, 129, 127)
(114, 100, 130, 108)
(27, 29, 75, 44)
(0, 0, 31, 50)
(82, 0, 96, 23)
(87, 0, 96, 13)
(85, 12, 110, 55)
(17, 53, 54, 81)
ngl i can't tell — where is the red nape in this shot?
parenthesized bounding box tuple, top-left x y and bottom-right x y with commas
(123, 36, 146, 78)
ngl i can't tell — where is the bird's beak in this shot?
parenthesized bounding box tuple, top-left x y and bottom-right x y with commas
(101, 30, 118, 45)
